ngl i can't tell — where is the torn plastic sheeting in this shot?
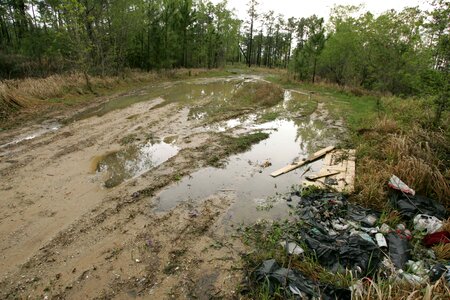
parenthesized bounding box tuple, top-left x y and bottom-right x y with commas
(254, 259, 351, 300)
(386, 232, 411, 269)
(254, 259, 316, 297)
(346, 205, 379, 227)
(389, 192, 447, 220)
(413, 214, 443, 234)
(422, 231, 450, 248)
(429, 264, 450, 282)
(388, 175, 415, 195)
(303, 230, 381, 276)
(280, 241, 304, 255)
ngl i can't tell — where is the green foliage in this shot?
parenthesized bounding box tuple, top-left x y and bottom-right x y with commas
(0, 0, 241, 78)
(0, 0, 447, 111)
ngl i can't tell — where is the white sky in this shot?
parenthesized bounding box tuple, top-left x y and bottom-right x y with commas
(212, 0, 433, 20)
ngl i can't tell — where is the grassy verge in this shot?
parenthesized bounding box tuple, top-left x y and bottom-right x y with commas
(239, 73, 450, 299)
(0, 68, 234, 129)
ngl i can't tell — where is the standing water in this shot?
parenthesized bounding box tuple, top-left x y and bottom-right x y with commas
(154, 117, 335, 225)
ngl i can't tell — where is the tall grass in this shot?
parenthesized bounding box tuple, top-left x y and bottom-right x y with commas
(354, 97, 450, 210)
(0, 68, 212, 122)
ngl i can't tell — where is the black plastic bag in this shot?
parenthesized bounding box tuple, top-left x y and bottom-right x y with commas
(390, 192, 447, 220)
(386, 232, 411, 269)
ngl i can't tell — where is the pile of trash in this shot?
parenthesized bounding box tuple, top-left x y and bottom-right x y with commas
(250, 175, 449, 298)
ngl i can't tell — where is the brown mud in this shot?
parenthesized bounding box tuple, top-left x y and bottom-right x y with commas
(0, 75, 344, 299)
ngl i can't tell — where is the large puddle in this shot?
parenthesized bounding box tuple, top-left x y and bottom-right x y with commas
(94, 140, 179, 188)
(89, 77, 343, 223)
(68, 76, 257, 122)
(154, 115, 342, 225)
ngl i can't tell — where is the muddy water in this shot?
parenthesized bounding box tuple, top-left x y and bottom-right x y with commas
(154, 116, 337, 225)
(0, 122, 60, 149)
(69, 77, 254, 122)
(95, 140, 179, 188)
(82, 75, 342, 223)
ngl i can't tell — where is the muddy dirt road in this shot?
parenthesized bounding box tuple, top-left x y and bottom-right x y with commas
(0, 75, 345, 299)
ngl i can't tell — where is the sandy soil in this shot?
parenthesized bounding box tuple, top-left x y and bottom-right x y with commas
(0, 91, 245, 299)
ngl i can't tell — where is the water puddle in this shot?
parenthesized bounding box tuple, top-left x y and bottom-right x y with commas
(154, 117, 339, 225)
(94, 140, 179, 188)
(0, 122, 61, 149)
(69, 76, 256, 122)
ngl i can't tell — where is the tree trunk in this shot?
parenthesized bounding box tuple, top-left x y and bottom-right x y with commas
(248, 17, 254, 67)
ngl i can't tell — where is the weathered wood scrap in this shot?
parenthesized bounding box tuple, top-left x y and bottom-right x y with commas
(305, 170, 341, 181)
(270, 146, 335, 177)
(302, 149, 356, 192)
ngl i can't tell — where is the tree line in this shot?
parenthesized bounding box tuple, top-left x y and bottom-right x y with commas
(0, 0, 448, 98)
(0, 0, 241, 77)
(242, 0, 448, 97)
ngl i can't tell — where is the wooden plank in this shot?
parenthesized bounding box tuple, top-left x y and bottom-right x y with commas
(301, 149, 356, 193)
(306, 170, 341, 181)
(270, 146, 335, 177)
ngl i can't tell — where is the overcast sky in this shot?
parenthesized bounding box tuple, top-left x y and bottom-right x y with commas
(211, 0, 432, 20)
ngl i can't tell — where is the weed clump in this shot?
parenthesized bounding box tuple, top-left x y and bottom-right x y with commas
(232, 82, 283, 108)
(206, 132, 269, 167)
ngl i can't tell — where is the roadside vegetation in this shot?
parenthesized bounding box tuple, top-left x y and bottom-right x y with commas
(242, 71, 449, 298)
(0, 0, 448, 299)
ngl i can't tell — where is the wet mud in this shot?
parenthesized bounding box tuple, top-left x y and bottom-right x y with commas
(0, 75, 345, 299)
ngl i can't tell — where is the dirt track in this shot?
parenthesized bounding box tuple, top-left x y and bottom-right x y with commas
(0, 75, 345, 299)
(0, 89, 246, 298)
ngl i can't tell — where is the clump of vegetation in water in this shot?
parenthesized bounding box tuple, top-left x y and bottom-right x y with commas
(232, 82, 284, 108)
(206, 132, 269, 167)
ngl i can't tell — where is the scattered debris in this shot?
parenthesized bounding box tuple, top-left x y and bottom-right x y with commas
(279, 241, 304, 255)
(414, 214, 443, 234)
(260, 160, 272, 168)
(302, 149, 356, 193)
(270, 146, 335, 177)
(253, 259, 351, 299)
(422, 231, 450, 248)
(375, 233, 388, 248)
(305, 170, 340, 181)
(388, 175, 415, 195)
(429, 264, 450, 282)
(386, 232, 411, 269)
(246, 174, 450, 297)
(389, 192, 447, 220)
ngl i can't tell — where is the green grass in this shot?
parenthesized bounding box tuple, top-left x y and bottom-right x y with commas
(206, 132, 270, 167)
(223, 132, 270, 154)
(258, 111, 280, 122)
(266, 74, 379, 132)
(238, 71, 450, 299)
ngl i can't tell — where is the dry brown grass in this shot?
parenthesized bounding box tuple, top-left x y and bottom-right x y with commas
(373, 117, 400, 134)
(354, 119, 450, 211)
(352, 278, 450, 300)
(441, 218, 450, 233)
(0, 68, 212, 122)
(432, 243, 450, 260)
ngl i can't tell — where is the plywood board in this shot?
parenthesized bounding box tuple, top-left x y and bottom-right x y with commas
(305, 170, 341, 180)
(302, 149, 356, 192)
(270, 146, 335, 177)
